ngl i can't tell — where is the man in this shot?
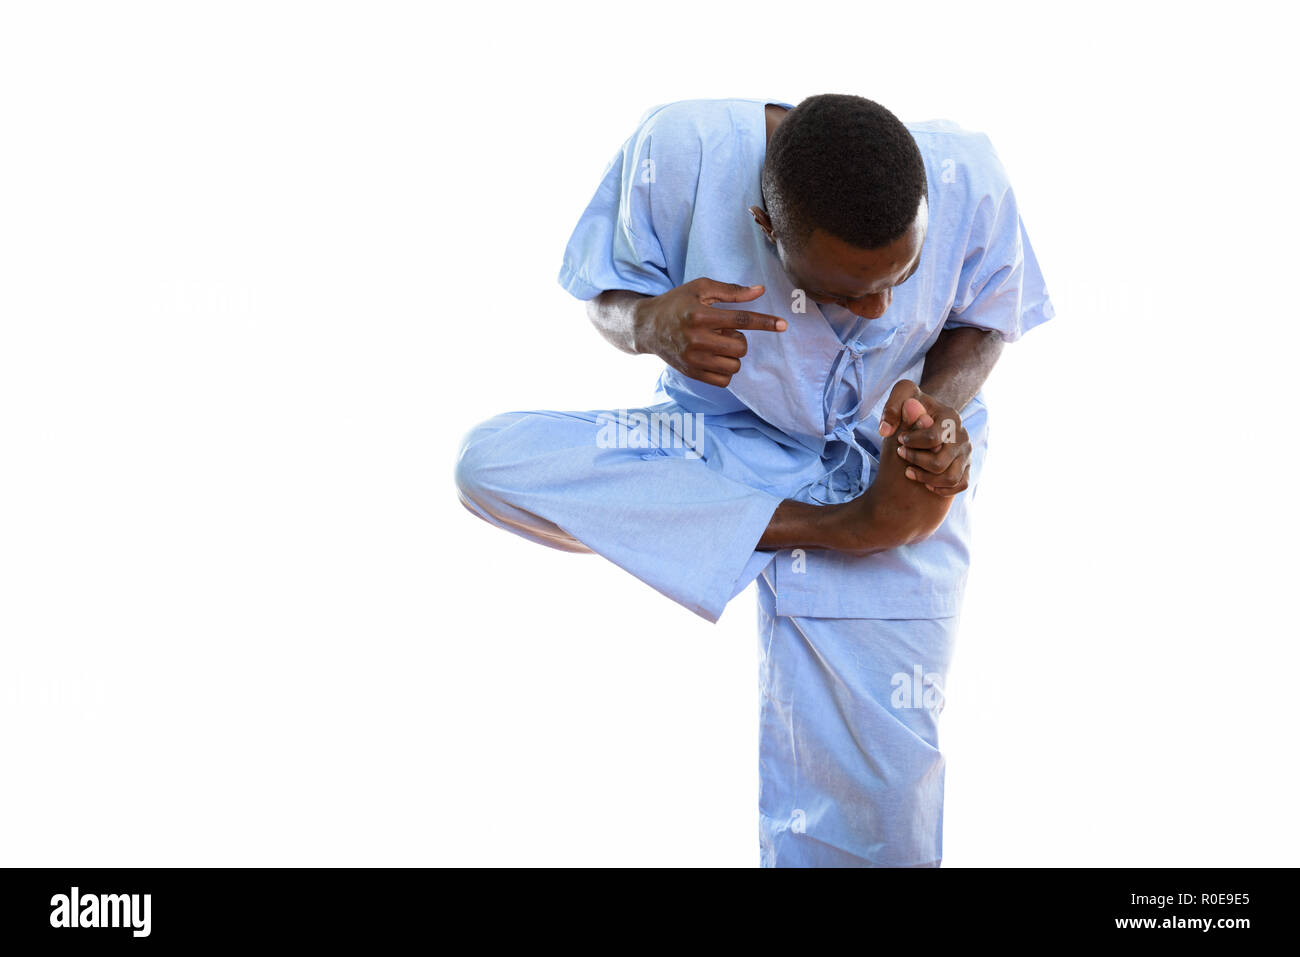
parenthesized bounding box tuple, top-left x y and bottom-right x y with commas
(456, 94, 1053, 866)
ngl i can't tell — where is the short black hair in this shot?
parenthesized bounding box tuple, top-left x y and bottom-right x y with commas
(762, 93, 928, 251)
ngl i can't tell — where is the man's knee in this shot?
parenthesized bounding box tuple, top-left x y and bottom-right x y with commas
(454, 412, 593, 553)
(454, 413, 522, 512)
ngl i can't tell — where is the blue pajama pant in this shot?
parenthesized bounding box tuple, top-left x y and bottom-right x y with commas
(456, 406, 959, 867)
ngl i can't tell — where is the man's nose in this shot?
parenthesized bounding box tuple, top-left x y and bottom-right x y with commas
(851, 290, 891, 319)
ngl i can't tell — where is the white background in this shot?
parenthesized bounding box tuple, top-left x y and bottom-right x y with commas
(2, 1, 1296, 866)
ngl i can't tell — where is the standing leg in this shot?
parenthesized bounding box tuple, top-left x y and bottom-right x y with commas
(755, 573, 959, 866)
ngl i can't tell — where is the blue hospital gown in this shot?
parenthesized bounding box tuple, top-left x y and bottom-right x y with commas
(553, 97, 1053, 621)
(457, 97, 1054, 865)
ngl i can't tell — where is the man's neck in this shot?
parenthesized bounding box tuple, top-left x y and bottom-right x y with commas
(764, 103, 789, 146)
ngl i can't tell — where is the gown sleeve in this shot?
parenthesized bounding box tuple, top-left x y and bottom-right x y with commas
(945, 134, 1054, 343)
(557, 105, 685, 301)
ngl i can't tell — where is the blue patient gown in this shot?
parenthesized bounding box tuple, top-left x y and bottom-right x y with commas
(455, 98, 1054, 866)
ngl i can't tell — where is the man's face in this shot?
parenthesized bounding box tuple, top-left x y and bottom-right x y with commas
(757, 197, 927, 321)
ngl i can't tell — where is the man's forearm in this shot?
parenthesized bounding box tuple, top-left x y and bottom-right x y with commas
(919, 326, 1004, 410)
(586, 289, 650, 355)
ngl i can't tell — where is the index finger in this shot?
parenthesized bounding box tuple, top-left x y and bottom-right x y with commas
(697, 307, 787, 333)
(898, 425, 945, 450)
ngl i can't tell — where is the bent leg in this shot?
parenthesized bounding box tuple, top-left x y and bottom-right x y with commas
(455, 407, 783, 622)
(455, 415, 593, 554)
(755, 574, 959, 867)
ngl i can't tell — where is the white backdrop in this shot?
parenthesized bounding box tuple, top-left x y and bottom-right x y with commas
(2, 1, 1296, 866)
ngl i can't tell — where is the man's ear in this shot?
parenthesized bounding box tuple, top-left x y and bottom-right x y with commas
(748, 205, 776, 242)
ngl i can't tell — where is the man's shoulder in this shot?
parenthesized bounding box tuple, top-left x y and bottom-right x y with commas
(907, 119, 1013, 200)
(908, 119, 1003, 165)
(629, 98, 759, 146)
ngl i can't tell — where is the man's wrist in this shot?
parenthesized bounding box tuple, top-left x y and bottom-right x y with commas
(917, 375, 965, 413)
